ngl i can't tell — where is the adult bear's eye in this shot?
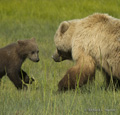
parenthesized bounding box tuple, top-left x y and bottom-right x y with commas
(57, 49, 62, 55)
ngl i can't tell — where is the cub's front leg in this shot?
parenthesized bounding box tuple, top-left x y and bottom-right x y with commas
(7, 70, 27, 89)
(20, 70, 35, 84)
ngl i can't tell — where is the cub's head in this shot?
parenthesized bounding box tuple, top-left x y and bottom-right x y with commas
(18, 38, 39, 62)
(52, 21, 73, 62)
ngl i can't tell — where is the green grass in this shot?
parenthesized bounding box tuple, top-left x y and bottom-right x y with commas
(0, 0, 120, 114)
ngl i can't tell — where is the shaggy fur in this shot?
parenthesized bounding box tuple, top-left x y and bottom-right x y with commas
(0, 38, 39, 89)
(53, 13, 120, 91)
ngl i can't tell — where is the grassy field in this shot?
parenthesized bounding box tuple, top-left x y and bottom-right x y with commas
(0, 0, 120, 114)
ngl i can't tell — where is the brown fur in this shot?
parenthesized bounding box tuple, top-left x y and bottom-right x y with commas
(0, 38, 39, 89)
(58, 54, 95, 91)
(53, 13, 120, 91)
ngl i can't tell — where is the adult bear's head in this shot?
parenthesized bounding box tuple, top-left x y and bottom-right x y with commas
(52, 21, 74, 62)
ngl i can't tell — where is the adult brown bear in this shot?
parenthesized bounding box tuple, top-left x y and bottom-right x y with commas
(52, 13, 120, 91)
(0, 38, 39, 89)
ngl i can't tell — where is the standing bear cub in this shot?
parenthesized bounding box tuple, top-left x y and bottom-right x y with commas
(0, 38, 39, 89)
(52, 13, 120, 91)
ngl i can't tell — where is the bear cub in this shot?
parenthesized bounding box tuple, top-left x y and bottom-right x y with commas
(0, 38, 39, 89)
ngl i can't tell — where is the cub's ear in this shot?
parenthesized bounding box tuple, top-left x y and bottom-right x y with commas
(31, 37, 36, 41)
(60, 21, 69, 34)
(17, 40, 26, 46)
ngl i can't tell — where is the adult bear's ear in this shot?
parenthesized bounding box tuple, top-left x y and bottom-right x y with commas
(60, 21, 69, 34)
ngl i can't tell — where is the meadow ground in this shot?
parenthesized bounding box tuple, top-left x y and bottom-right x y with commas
(0, 0, 120, 115)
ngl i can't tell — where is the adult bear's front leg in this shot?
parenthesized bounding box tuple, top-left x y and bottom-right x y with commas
(58, 57, 95, 91)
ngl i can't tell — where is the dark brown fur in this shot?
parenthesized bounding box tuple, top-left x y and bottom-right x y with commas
(0, 38, 39, 89)
(57, 54, 95, 91)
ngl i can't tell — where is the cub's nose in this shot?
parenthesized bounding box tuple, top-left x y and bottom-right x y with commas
(36, 58, 40, 62)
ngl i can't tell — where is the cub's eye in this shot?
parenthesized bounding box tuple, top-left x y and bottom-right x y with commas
(37, 51, 39, 53)
(31, 51, 35, 54)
